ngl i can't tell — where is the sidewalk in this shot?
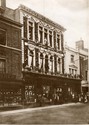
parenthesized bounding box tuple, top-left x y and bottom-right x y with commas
(0, 102, 82, 115)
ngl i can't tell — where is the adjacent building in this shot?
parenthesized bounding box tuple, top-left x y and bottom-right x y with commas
(76, 40, 88, 94)
(64, 45, 80, 77)
(0, 0, 22, 104)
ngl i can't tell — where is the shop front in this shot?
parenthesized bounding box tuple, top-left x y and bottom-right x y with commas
(0, 74, 23, 105)
(23, 71, 81, 104)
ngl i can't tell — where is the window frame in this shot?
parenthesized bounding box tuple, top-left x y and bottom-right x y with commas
(0, 58, 6, 73)
(28, 21, 34, 40)
(49, 30, 52, 47)
(0, 28, 6, 46)
(39, 26, 43, 43)
(71, 55, 74, 63)
(57, 34, 60, 50)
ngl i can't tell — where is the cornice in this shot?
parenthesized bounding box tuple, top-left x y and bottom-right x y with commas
(0, 15, 22, 27)
(18, 4, 66, 32)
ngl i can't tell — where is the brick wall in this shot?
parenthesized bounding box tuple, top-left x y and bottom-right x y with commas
(0, 21, 21, 49)
(0, 19, 22, 80)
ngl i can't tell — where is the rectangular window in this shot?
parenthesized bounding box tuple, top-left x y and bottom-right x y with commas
(35, 49, 39, 68)
(72, 69, 74, 75)
(44, 29, 47, 39)
(44, 29, 48, 45)
(0, 29, 6, 45)
(29, 22, 33, 40)
(85, 70, 87, 80)
(39, 26, 43, 43)
(69, 68, 71, 74)
(57, 34, 60, 50)
(71, 55, 74, 63)
(49, 31, 52, 47)
(0, 59, 6, 73)
(75, 70, 77, 75)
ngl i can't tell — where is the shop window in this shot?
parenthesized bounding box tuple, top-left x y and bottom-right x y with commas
(0, 29, 6, 45)
(0, 59, 6, 73)
(71, 55, 74, 63)
(29, 21, 33, 40)
(25, 85, 35, 102)
(49, 31, 52, 47)
(39, 26, 43, 43)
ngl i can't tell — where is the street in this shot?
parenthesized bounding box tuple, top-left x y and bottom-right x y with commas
(0, 103, 89, 124)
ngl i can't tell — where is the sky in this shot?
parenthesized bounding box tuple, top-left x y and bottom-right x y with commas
(6, 0, 89, 49)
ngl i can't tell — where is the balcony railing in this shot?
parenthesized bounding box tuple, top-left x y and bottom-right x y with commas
(24, 66, 81, 79)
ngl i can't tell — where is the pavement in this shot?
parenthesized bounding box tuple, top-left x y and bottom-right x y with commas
(0, 102, 81, 115)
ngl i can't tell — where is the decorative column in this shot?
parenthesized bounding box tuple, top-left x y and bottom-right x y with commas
(33, 50, 35, 68)
(53, 56, 54, 74)
(60, 32, 61, 51)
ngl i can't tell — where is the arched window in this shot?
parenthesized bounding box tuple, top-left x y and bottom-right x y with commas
(54, 55, 57, 74)
(39, 53, 43, 69)
(58, 58, 61, 73)
(49, 56, 53, 73)
(29, 50, 33, 68)
(35, 49, 39, 68)
(45, 55, 49, 73)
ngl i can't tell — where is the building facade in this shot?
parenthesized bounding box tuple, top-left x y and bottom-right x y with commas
(0, 0, 82, 104)
(0, 0, 23, 104)
(13, 5, 81, 103)
(76, 40, 88, 94)
(64, 45, 80, 78)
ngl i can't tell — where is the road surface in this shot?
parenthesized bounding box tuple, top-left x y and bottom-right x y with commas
(0, 103, 89, 124)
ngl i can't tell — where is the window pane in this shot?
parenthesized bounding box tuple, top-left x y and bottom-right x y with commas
(0, 29, 6, 45)
(29, 22, 33, 40)
(0, 59, 6, 73)
(71, 55, 74, 63)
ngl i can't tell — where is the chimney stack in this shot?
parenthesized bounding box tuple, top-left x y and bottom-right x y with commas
(0, 0, 6, 14)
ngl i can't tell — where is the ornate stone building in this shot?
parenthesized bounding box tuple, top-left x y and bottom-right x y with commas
(13, 5, 81, 103)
